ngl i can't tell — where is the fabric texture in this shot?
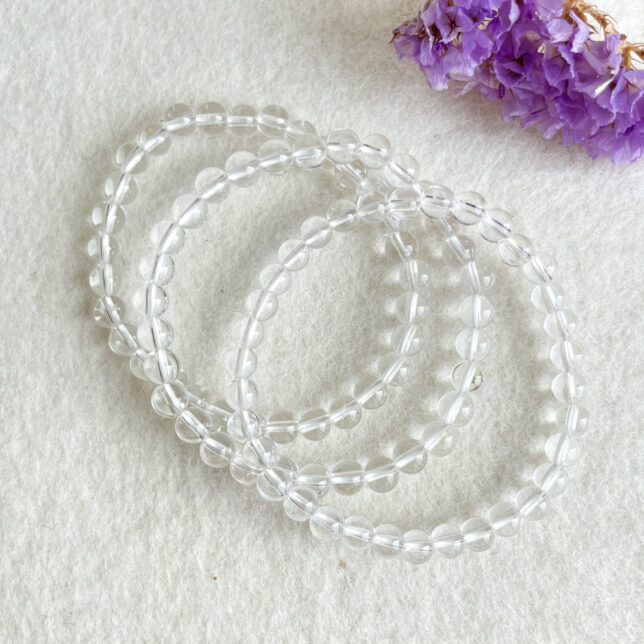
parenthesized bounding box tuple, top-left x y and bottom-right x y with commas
(1, 1, 643, 641)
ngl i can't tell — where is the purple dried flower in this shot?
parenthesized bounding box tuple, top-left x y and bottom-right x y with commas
(392, 0, 644, 163)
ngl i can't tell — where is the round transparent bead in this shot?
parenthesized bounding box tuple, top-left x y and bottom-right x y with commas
(257, 466, 293, 502)
(487, 501, 522, 537)
(136, 319, 174, 351)
(296, 463, 329, 498)
(132, 284, 168, 317)
(545, 432, 581, 466)
(171, 195, 207, 229)
(420, 422, 457, 456)
(516, 486, 549, 520)
(388, 185, 423, 222)
(139, 125, 171, 155)
(301, 216, 332, 248)
(151, 382, 188, 418)
(399, 259, 431, 292)
(259, 264, 291, 295)
(402, 529, 432, 564)
(326, 129, 360, 164)
(335, 161, 367, 189)
(138, 253, 174, 286)
(279, 239, 310, 271)
(108, 324, 136, 356)
(90, 202, 125, 234)
(451, 361, 483, 392)
(226, 346, 257, 378)
(196, 101, 226, 135)
(330, 460, 364, 495)
(357, 191, 388, 223)
(229, 456, 260, 485)
(232, 317, 264, 350)
(292, 135, 326, 169)
(556, 404, 590, 435)
(114, 141, 148, 174)
(92, 296, 125, 328)
(390, 324, 421, 356)
(327, 199, 359, 232)
(284, 486, 319, 521)
(195, 167, 229, 202)
(437, 391, 474, 426)
(533, 463, 568, 496)
(175, 406, 214, 443)
(431, 524, 464, 558)
(385, 231, 417, 261)
(459, 294, 494, 328)
(550, 340, 584, 372)
(354, 376, 387, 409)
(200, 432, 236, 469)
(384, 153, 419, 187)
(143, 350, 179, 384)
(460, 262, 494, 294)
(365, 455, 398, 493)
(357, 134, 392, 168)
(300, 408, 331, 441)
(266, 410, 298, 444)
(392, 437, 427, 474)
(393, 291, 429, 325)
(373, 524, 403, 558)
(225, 378, 259, 410)
(129, 355, 146, 380)
(225, 150, 259, 187)
(377, 353, 410, 387)
(258, 139, 292, 175)
(310, 506, 343, 541)
(498, 233, 532, 266)
(257, 104, 289, 138)
(329, 396, 361, 430)
(164, 103, 195, 136)
(461, 517, 494, 552)
(286, 119, 316, 139)
(478, 209, 512, 243)
(104, 173, 138, 205)
(452, 191, 485, 225)
(544, 309, 578, 340)
(243, 436, 276, 469)
(443, 235, 475, 268)
(246, 289, 279, 321)
(342, 516, 374, 551)
(227, 104, 256, 137)
(419, 181, 453, 219)
(531, 283, 564, 314)
(551, 372, 586, 404)
(523, 253, 556, 284)
(150, 220, 185, 254)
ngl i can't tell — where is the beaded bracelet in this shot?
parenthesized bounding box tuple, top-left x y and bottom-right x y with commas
(88, 102, 588, 564)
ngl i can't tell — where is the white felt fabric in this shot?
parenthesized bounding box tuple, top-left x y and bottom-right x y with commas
(2, 0, 643, 641)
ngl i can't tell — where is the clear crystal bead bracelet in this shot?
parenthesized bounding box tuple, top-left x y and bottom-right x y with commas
(88, 102, 588, 564)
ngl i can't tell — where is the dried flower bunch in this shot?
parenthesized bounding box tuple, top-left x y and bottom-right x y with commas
(392, 0, 644, 163)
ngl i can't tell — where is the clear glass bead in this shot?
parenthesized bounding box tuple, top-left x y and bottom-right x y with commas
(354, 376, 387, 409)
(286, 119, 316, 139)
(150, 220, 185, 254)
(550, 340, 584, 372)
(258, 139, 292, 175)
(498, 233, 532, 266)
(226, 346, 258, 379)
(330, 460, 364, 495)
(357, 134, 392, 168)
(388, 185, 423, 222)
(335, 161, 367, 189)
(283, 486, 319, 521)
(200, 432, 236, 469)
(478, 209, 512, 243)
(296, 463, 329, 498)
(151, 382, 188, 418)
(437, 391, 474, 426)
(143, 350, 179, 384)
(87, 233, 119, 262)
(393, 291, 429, 325)
(556, 404, 590, 435)
(129, 355, 146, 380)
(114, 141, 148, 174)
(461, 517, 494, 552)
(456, 327, 490, 363)
(225, 150, 259, 187)
(459, 294, 494, 328)
(292, 134, 326, 169)
(107, 324, 136, 356)
(92, 296, 125, 328)
(278, 239, 310, 271)
(399, 259, 431, 292)
(393, 437, 427, 474)
(257, 466, 293, 502)
(390, 324, 421, 356)
(373, 524, 403, 558)
(460, 262, 494, 294)
(139, 125, 171, 155)
(385, 231, 417, 261)
(329, 396, 361, 430)
(196, 101, 226, 135)
(257, 265, 291, 297)
(419, 181, 453, 219)
(516, 486, 549, 520)
(402, 529, 432, 564)
(138, 253, 174, 285)
(443, 234, 475, 268)
(227, 104, 256, 137)
(257, 104, 289, 138)
(544, 309, 578, 340)
(171, 195, 206, 229)
(365, 455, 398, 493)
(531, 283, 564, 314)
(243, 436, 276, 469)
(420, 422, 457, 456)
(431, 524, 464, 558)
(225, 379, 259, 411)
(300, 408, 331, 441)
(90, 202, 125, 233)
(551, 372, 586, 404)
(451, 361, 483, 392)
(164, 103, 195, 136)
(534, 463, 567, 497)
(326, 128, 359, 163)
(229, 455, 260, 485)
(104, 173, 137, 205)
(246, 289, 279, 320)
(545, 432, 581, 466)
(132, 284, 168, 317)
(195, 167, 229, 202)
(136, 318, 174, 351)
(377, 353, 410, 387)
(487, 501, 522, 537)
(357, 191, 388, 223)
(327, 199, 359, 232)
(342, 516, 374, 550)
(175, 406, 214, 443)
(523, 253, 556, 284)
(384, 153, 419, 187)
(301, 216, 332, 248)
(452, 191, 485, 225)
(266, 410, 298, 444)
(310, 506, 343, 541)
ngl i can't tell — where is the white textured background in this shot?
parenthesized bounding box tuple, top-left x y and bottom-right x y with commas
(2, 1, 643, 642)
